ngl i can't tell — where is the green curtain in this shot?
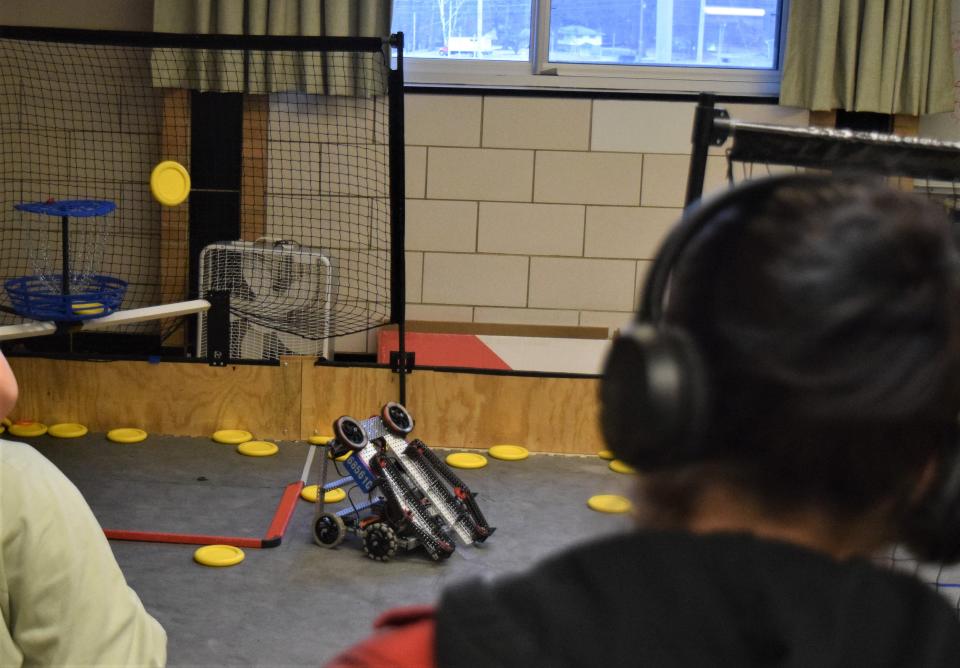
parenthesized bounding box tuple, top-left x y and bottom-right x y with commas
(779, 0, 954, 115)
(152, 0, 393, 95)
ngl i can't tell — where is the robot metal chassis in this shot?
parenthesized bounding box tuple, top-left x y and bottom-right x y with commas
(312, 402, 494, 562)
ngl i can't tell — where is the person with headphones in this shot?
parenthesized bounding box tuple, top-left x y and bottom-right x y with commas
(328, 173, 960, 667)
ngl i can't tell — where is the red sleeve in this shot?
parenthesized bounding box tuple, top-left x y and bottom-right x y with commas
(325, 606, 437, 668)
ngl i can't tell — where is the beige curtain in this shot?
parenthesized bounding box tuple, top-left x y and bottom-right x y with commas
(779, 0, 954, 115)
(152, 0, 393, 95)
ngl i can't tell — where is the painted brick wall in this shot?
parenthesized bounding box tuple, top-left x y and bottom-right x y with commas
(334, 95, 808, 353)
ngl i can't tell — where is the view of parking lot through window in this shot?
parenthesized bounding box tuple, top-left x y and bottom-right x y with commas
(392, 0, 781, 69)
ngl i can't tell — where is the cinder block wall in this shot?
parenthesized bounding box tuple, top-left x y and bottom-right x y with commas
(337, 95, 808, 353)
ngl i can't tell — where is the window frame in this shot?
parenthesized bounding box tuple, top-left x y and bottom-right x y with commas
(398, 0, 789, 96)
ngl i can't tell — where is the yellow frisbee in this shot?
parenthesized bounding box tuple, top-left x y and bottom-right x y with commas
(300, 485, 346, 504)
(49, 422, 89, 438)
(488, 444, 529, 461)
(107, 428, 148, 444)
(587, 494, 633, 514)
(194, 544, 245, 567)
(150, 160, 191, 206)
(71, 301, 104, 316)
(9, 422, 47, 438)
(446, 452, 488, 470)
(212, 429, 253, 445)
(597, 449, 615, 460)
(609, 459, 636, 475)
(237, 440, 278, 457)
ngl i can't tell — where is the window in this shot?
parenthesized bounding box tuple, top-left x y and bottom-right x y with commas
(391, 0, 786, 94)
(393, 0, 533, 61)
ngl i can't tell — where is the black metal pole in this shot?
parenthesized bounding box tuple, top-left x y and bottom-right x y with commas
(60, 214, 70, 296)
(388, 32, 408, 406)
(398, 321, 407, 405)
(205, 290, 231, 366)
(685, 92, 717, 208)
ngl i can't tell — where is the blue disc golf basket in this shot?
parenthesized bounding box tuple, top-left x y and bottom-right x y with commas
(5, 199, 127, 322)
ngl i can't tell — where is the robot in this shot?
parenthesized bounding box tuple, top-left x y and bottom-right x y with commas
(311, 402, 494, 562)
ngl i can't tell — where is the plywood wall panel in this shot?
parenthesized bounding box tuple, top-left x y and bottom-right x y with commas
(301, 363, 398, 438)
(404, 370, 603, 454)
(9, 357, 300, 440)
(8, 358, 601, 454)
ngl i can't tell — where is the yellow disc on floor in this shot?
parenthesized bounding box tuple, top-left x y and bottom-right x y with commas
(587, 494, 633, 514)
(212, 429, 252, 445)
(488, 444, 529, 461)
(194, 544, 244, 567)
(597, 449, 615, 460)
(107, 428, 148, 444)
(9, 422, 47, 438)
(300, 485, 346, 503)
(609, 459, 636, 475)
(49, 422, 88, 438)
(150, 160, 191, 206)
(72, 301, 104, 315)
(446, 452, 488, 470)
(237, 440, 278, 457)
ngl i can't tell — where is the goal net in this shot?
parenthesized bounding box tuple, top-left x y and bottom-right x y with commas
(0, 27, 404, 357)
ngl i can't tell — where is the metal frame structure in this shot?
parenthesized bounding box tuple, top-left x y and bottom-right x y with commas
(685, 92, 960, 208)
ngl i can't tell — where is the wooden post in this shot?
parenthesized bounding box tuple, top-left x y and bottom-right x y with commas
(159, 88, 191, 346)
(892, 114, 920, 191)
(241, 94, 268, 242)
(893, 114, 920, 137)
(808, 110, 837, 128)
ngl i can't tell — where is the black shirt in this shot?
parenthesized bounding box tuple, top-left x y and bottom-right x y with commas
(436, 530, 960, 667)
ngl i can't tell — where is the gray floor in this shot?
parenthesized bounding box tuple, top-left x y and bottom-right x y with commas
(25, 432, 634, 666)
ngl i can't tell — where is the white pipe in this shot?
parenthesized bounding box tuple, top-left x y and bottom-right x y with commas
(80, 299, 211, 331)
(0, 299, 211, 342)
(0, 321, 56, 341)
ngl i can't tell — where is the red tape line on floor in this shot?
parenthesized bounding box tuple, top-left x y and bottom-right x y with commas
(263, 481, 305, 546)
(103, 481, 305, 549)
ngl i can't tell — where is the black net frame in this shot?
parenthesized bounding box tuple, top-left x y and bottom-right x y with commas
(0, 26, 406, 361)
(724, 121, 960, 182)
(686, 93, 960, 207)
(685, 93, 960, 614)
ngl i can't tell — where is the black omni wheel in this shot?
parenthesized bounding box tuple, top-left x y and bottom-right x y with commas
(313, 512, 346, 548)
(381, 402, 414, 435)
(362, 522, 399, 562)
(334, 416, 368, 451)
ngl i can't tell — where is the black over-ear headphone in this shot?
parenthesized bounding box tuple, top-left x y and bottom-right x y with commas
(600, 174, 793, 470)
(598, 173, 960, 562)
